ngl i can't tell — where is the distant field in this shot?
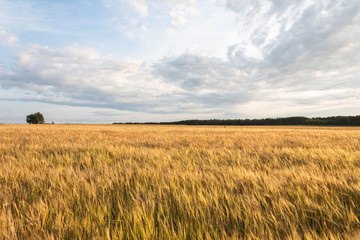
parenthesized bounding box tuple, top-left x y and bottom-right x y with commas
(1, 125, 360, 239)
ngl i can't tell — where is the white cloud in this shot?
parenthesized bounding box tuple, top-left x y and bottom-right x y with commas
(126, 0, 148, 17)
(104, 0, 148, 17)
(163, 0, 198, 34)
(0, 30, 19, 47)
(104, 0, 200, 37)
(0, 41, 190, 113)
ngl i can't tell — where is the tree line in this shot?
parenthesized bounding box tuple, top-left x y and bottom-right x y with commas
(114, 115, 360, 126)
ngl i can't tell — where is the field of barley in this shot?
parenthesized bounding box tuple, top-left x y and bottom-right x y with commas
(1, 124, 360, 239)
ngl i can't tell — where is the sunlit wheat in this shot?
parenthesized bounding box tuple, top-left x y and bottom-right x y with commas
(1, 125, 359, 239)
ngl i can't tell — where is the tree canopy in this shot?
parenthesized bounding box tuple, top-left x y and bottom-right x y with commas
(26, 112, 45, 124)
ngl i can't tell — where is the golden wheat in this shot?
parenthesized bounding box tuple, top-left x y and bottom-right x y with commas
(0, 124, 360, 239)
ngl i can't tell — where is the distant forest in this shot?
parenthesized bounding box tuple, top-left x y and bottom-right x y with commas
(114, 115, 360, 126)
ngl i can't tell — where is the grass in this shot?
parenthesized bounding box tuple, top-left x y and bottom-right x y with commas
(0, 124, 360, 239)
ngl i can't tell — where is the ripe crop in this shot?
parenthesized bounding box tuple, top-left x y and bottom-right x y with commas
(1, 125, 360, 239)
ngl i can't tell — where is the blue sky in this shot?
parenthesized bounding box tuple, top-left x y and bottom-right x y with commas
(0, 0, 360, 123)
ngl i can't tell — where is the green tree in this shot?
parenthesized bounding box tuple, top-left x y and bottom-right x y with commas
(26, 112, 45, 124)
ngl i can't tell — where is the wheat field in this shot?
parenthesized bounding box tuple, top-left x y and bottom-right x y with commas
(0, 124, 360, 239)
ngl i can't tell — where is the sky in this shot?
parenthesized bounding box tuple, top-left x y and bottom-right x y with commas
(0, 0, 359, 123)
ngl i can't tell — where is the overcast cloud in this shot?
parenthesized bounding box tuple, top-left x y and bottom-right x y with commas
(0, 0, 359, 123)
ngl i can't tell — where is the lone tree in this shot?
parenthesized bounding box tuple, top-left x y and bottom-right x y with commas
(26, 112, 45, 124)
